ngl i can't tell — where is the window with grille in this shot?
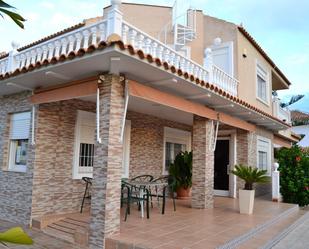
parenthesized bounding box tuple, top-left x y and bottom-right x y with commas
(73, 111, 96, 179)
(79, 143, 95, 168)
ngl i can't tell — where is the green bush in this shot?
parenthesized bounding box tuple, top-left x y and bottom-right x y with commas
(275, 145, 309, 206)
(169, 151, 192, 191)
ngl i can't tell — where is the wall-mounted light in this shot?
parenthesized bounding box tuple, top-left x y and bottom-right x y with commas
(242, 48, 247, 58)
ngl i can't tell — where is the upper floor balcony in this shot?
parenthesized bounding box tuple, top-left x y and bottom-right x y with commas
(0, 4, 239, 97)
(272, 96, 291, 124)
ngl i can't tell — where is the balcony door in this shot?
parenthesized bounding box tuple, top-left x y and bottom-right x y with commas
(211, 41, 234, 77)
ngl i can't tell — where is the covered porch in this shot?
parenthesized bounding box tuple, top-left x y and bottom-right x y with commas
(27, 74, 264, 248)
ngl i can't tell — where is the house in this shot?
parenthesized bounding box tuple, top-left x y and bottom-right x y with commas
(291, 110, 309, 147)
(0, 1, 299, 248)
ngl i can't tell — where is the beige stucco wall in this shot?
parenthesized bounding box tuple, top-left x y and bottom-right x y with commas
(104, 4, 172, 43)
(237, 31, 273, 115)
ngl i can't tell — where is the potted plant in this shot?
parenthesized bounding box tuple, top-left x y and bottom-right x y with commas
(169, 151, 192, 199)
(231, 164, 269, 214)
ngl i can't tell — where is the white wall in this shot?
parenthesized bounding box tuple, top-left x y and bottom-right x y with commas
(292, 125, 309, 147)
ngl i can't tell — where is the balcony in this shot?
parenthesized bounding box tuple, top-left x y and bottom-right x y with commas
(272, 96, 291, 124)
(0, 5, 239, 97)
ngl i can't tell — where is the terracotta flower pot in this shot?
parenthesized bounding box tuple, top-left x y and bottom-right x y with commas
(176, 187, 192, 199)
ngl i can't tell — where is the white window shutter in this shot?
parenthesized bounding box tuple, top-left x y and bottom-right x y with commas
(10, 112, 31, 140)
(78, 111, 96, 144)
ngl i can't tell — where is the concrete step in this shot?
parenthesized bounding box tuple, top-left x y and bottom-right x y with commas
(42, 217, 89, 246)
(237, 209, 305, 249)
(217, 204, 300, 249)
(261, 209, 309, 249)
(43, 225, 75, 244)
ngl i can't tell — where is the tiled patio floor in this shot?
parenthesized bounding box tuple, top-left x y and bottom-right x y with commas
(0, 197, 298, 249)
(106, 196, 298, 249)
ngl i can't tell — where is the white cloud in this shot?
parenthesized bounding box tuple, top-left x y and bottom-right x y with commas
(40, 1, 55, 10)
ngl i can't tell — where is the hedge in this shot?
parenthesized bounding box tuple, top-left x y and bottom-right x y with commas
(275, 145, 309, 206)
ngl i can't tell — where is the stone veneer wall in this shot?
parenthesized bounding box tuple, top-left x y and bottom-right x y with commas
(127, 111, 192, 178)
(31, 99, 95, 219)
(236, 128, 273, 197)
(0, 91, 35, 224)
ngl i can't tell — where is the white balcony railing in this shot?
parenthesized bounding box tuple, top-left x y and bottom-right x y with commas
(272, 97, 291, 124)
(0, 1, 239, 96)
(212, 65, 238, 96)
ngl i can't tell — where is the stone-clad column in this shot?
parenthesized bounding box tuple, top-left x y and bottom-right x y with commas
(191, 115, 214, 209)
(89, 74, 125, 249)
(236, 129, 257, 166)
(236, 129, 257, 194)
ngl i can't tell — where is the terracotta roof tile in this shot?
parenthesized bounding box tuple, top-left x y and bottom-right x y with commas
(291, 110, 309, 122)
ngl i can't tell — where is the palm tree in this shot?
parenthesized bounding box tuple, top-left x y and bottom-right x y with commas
(231, 164, 269, 190)
(0, 1, 25, 29)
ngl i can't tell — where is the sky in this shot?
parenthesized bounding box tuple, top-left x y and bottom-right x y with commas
(0, 0, 308, 109)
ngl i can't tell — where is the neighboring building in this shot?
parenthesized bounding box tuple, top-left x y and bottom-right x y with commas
(0, 1, 299, 248)
(291, 110, 309, 147)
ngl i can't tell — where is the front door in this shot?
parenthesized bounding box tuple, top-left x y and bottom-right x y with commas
(214, 139, 230, 196)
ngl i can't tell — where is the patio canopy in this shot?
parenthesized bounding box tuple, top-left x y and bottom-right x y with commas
(30, 76, 256, 132)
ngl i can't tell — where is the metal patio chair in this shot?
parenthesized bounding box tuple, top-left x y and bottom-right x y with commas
(129, 174, 153, 210)
(130, 174, 154, 182)
(121, 181, 150, 221)
(149, 176, 176, 214)
(80, 177, 92, 213)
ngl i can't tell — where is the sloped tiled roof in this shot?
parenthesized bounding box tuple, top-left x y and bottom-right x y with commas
(238, 26, 291, 86)
(291, 110, 309, 123)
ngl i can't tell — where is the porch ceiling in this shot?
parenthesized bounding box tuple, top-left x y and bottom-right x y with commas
(1, 46, 287, 131)
(128, 96, 193, 125)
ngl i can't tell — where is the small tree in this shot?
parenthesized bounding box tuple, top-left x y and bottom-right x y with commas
(0, 1, 25, 28)
(231, 164, 269, 190)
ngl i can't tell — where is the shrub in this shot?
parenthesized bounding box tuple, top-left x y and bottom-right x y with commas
(275, 145, 309, 206)
(231, 164, 269, 190)
(169, 151, 192, 191)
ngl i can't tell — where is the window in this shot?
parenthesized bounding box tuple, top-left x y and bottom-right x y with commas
(163, 127, 191, 174)
(73, 111, 96, 179)
(257, 136, 271, 175)
(8, 112, 31, 172)
(256, 61, 269, 104)
(73, 110, 131, 179)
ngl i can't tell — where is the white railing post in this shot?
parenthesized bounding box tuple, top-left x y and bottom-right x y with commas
(7, 41, 20, 73)
(204, 48, 213, 83)
(272, 162, 281, 202)
(107, 0, 123, 38)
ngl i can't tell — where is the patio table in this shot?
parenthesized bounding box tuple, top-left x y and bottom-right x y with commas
(125, 181, 168, 218)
